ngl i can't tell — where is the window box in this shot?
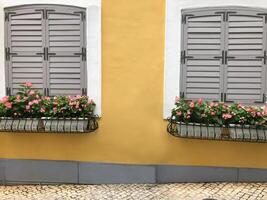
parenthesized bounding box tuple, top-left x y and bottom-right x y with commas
(42, 117, 98, 133)
(0, 116, 98, 133)
(168, 120, 267, 142)
(0, 117, 43, 132)
(169, 120, 223, 139)
(167, 98, 267, 142)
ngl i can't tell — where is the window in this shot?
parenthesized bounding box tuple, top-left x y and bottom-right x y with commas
(180, 7, 266, 103)
(4, 4, 87, 96)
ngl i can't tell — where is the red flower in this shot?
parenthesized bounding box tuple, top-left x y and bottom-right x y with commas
(24, 82, 32, 87)
(4, 102, 12, 109)
(189, 102, 195, 108)
(176, 111, 182, 116)
(197, 98, 203, 105)
(222, 113, 232, 120)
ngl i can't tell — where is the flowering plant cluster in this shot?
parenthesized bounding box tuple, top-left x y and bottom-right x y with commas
(0, 83, 95, 118)
(172, 97, 267, 127)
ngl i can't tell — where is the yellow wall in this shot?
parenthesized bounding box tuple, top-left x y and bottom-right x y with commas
(1, 0, 267, 169)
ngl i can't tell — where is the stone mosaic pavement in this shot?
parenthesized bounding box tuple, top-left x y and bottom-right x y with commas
(0, 183, 266, 200)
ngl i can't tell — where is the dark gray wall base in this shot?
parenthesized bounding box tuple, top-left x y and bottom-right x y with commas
(0, 159, 266, 184)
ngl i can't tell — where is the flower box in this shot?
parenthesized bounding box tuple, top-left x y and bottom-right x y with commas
(176, 122, 222, 139)
(42, 117, 91, 133)
(0, 117, 43, 132)
(168, 97, 267, 143)
(229, 124, 266, 141)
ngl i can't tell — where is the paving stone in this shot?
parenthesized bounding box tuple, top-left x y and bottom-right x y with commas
(0, 183, 266, 199)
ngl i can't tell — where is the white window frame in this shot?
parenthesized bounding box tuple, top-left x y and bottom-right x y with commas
(164, 0, 267, 119)
(0, 0, 102, 116)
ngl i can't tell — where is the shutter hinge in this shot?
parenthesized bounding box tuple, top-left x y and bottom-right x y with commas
(82, 47, 86, 61)
(5, 47, 9, 61)
(82, 88, 87, 96)
(256, 50, 267, 64)
(220, 93, 224, 102)
(180, 50, 184, 64)
(180, 50, 193, 64)
(257, 13, 267, 23)
(35, 9, 55, 19)
(5, 12, 16, 21)
(74, 11, 86, 21)
(255, 93, 266, 103)
(180, 91, 185, 98)
(215, 11, 226, 21)
(6, 87, 10, 95)
(225, 11, 236, 22)
(215, 11, 236, 22)
(181, 14, 194, 24)
(5, 47, 17, 61)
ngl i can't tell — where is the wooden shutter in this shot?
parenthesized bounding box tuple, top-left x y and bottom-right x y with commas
(224, 10, 266, 103)
(6, 8, 46, 94)
(46, 8, 86, 96)
(181, 11, 225, 101)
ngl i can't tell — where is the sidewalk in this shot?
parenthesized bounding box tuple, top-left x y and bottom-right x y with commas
(0, 183, 266, 200)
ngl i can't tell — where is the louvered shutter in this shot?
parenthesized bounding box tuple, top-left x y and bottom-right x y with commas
(6, 8, 46, 94)
(224, 10, 266, 103)
(46, 8, 86, 96)
(181, 11, 225, 100)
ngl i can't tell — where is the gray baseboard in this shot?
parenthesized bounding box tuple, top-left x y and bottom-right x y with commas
(0, 159, 266, 184)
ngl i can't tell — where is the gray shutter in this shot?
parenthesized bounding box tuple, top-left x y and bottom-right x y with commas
(181, 11, 225, 101)
(6, 8, 46, 94)
(224, 10, 266, 103)
(46, 8, 86, 96)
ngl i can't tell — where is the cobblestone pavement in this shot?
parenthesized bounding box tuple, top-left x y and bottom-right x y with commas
(0, 183, 266, 200)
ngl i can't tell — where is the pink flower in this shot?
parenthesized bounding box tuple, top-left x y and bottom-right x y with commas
(257, 112, 262, 116)
(26, 105, 30, 110)
(32, 100, 39, 104)
(186, 115, 191, 119)
(40, 107, 45, 113)
(251, 112, 256, 117)
(210, 111, 216, 116)
(4, 102, 12, 109)
(197, 98, 203, 105)
(189, 102, 195, 108)
(0, 96, 9, 104)
(15, 95, 21, 103)
(222, 113, 232, 120)
(36, 95, 40, 99)
(237, 103, 243, 108)
(28, 90, 35, 95)
(209, 102, 214, 107)
(45, 96, 50, 101)
(176, 111, 182, 116)
(24, 82, 32, 87)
